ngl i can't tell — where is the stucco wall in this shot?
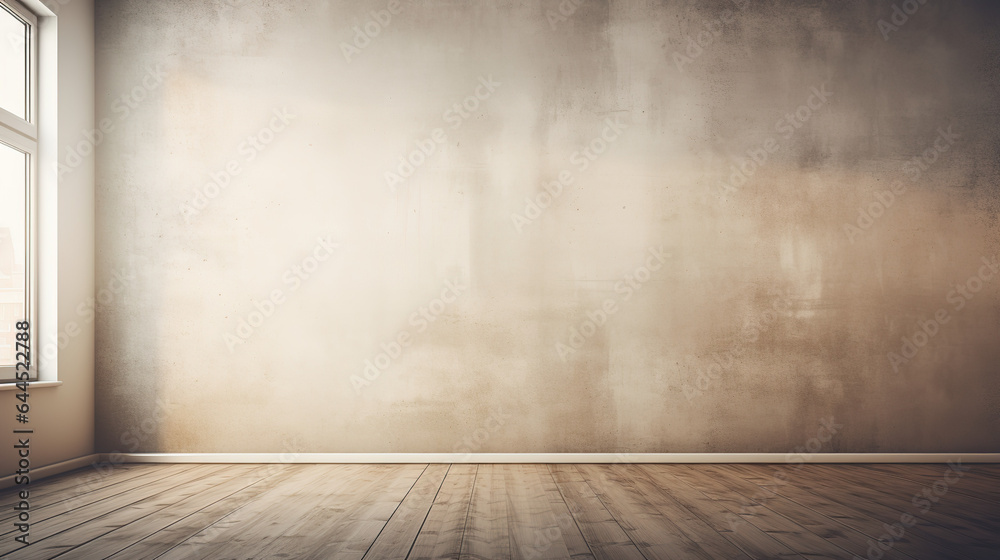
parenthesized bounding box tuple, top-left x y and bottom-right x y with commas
(95, 0, 1000, 454)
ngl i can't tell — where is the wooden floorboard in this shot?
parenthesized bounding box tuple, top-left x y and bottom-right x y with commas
(13, 465, 241, 560)
(857, 464, 1000, 505)
(637, 465, 802, 559)
(408, 464, 477, 560)
(534, 465, 595, 560)
(716, 464, 917, 560)
(152, 464, 341, 560)
(804, 465, 996, 560)
(2, 463, 997, 560)
(239, 464, 400, 559)
(548, 465, 646, 560)
(579, 464, 718, 560)
(460, 463, 513, 560)
(693, 464, 886, 560)
(728, 464, 990, 560)
(673, 464, 853, 559)
(0, 464, 146, 514)
(826, 465, 1000, 539)
(505, 464, 579, 560)
(66, 464, 288, 560)
(102, 464, 297, 560)
(614, 465, 750, 559)
(294, 464, 428, 560)
(363, 464, 450, 560)
(0, 464, 193, 533)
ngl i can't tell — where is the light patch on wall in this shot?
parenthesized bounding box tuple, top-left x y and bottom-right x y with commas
(779, 233, 823, 318)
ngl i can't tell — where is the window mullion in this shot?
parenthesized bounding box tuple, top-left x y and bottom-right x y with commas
(0, 113, 37, 145)
(0, 125, 36, 154)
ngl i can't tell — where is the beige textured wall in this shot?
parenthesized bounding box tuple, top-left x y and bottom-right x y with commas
(95, 0, 1000, 454)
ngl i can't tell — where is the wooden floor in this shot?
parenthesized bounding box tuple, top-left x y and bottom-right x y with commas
(1, 463, 998, 559)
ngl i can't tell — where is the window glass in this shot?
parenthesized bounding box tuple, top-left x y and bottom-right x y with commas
(0, 4, 27, 120)
(0, 141, 26, 367)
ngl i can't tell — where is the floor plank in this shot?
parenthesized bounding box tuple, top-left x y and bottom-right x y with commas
(534, 465, 596, 560)
(730, 464, 979, 560)
(838, 465, 1000, 533)
(229, 464, 397, 559)
(967, 464, 1000, 480)
(293, 464, 429, 560)
(363, 464, 450, 559)
(13, 465, 241, 560)
(460, 463, 513, 560)
(153, 464, 350, 560)
(408, 464, 478, 560)
(808, 465, 997, 560)
(1, 463, 996, 560)
(615, 465, 751, 559)
(637, 464, 803, 559)
(0, 464, 146, 514)
(699, 464, 912, 560)
(62, 465, 281, 560)
(548, 465, 646, 560)
(670, 464, 857, 559)
(0, 464, 200, 539)
(504, 464, 577, 560)
(858, 464, 1000, 506)
(0, 464, 206, 558)
(103, 464, 299, 560)
(579, 464, 720, 559)
(716, 464, 918, 560)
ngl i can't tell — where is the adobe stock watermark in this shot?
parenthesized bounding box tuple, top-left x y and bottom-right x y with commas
(520, 510, 579, 560)
(57, 65, 167, 179)
(843, 125, 958, 243)
(673, 0, 749, 71)
(224, 236, 339, 353)
(556, 246, 669, 362)
(36, 267, 135, 370)
(351, 277, 468, 393)
(511, 115, 628, 232)
(877, 0, 930, 41)
(61, 397, 180, 512)
(46, 0, 73, 13)
(714, 83, 833, 199)
(181, 437, 305, 547)
(726, 417, 842, 530)
(4, 28, 25, 55)
(180, 107, 296, 221)
(853, 460, 968, 560)
(681, 289, 792, 401)
(887, 255, 998, 372)
(594, 454, 640, 492)
(545, 0, 585, 30)
(450, 408, 511, 461)
(340, 0, 411, 64)
(385, 75, 501, 193)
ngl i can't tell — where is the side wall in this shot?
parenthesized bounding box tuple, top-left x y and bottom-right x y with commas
(1, 0, 96, 476)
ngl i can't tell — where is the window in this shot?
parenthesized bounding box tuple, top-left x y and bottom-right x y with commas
(0, 0, 37, 382)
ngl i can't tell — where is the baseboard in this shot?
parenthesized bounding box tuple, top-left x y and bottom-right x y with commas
(108, 452, 1000, 464)
(0, 453, 101, 490)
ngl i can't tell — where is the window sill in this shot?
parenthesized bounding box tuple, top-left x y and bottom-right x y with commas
(0, 381, 62, 391)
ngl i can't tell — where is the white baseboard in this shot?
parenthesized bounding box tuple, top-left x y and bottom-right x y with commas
(0, 453, 101, 490)
(108, 453, 1000, 464)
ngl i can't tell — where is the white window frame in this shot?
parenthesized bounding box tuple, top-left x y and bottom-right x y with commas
(0, 0, 38, 382)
